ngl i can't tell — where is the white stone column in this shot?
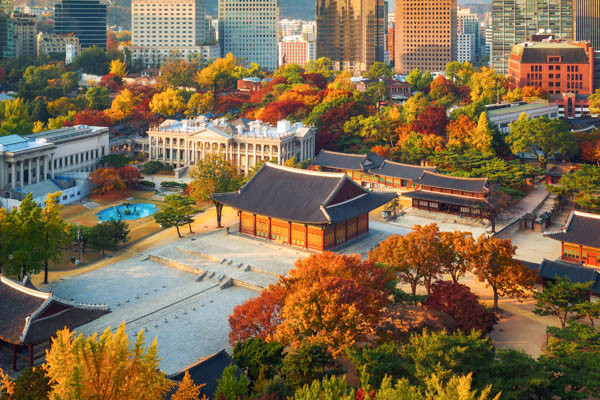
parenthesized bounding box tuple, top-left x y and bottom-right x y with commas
(202, 141, 206, 160)
(162, 137, 166, 162)
(36, 157, 40, 183)
(51, 154, 55, 178)
(11, 162, 16, 188)
(245, 144, 249, 173)
(20, 160, 24, 186)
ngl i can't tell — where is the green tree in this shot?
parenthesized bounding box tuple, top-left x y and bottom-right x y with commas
(281, 341, 340, 390)
(547, 164, 600, 211)
(575, 301, 600, 327)
(86, 87, 111, 110)
(293, 375, 354, 400)
(88, 219, 129, 255)
(232, 338, 285, 382)
(274, 64, 305, 84)
(589, 88, 600, 116)
(403, 92, 430, 124)
(305, 57, 334, 80)
(188, 155, 243, 228)
(185, 92, 215, 116)
(40, 192, 69, 284)
(153, 194, 196, 238)
(489, 349, 551, 399)
(72, 46, 111, 75)
(406, 68, 433, 92)
(533, 276, 591, 328)
(158, 59, 201, 89)
(214, 365, 250, 400)
(101, 154, 129, 168)
(346, 342, 405, 388)
(364, 62, 393, 79)
(468, 67, 507, 104)
(5, 194, 44, 278)
(539, 323, 600, 399)
(7, 367, 51, 400)
(445, 61, 475, 86)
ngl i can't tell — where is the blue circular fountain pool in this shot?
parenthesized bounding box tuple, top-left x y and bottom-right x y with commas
(96, 203, 158, 221)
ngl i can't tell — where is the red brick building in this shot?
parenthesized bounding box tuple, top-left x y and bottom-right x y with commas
(508, 41, 595, 118)
(278, 35, 315, 67)
(212, 163, 396, 251)
(388, 26, 395, 62)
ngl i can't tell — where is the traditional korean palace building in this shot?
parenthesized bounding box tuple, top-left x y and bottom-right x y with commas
(536, 259, 600, 300)
(0, 275, 108, 370)
(545, 211, 600, 267)
(212, 163, 397, 251)
(311, 150, 437, 191)
(147, 117, 316, 175)
(403, 172, 492, 218)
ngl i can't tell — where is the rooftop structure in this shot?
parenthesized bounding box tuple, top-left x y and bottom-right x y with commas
(538, 259, 600, 297)
(545, 210, 600, 267)
(147, 117, 315, 174)
(404, 171, 491, 218)
(212, 163, 397, 250)
(486, 102, 559, 134)
(0, 275, 108, 370)
(312, 150, 436, 191)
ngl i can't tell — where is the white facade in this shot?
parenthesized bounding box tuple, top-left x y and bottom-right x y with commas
(457, 8, 479, 60)
(37, 32, 81, 57)
(218, 0, 279, 71)
(147, 117, 315, 174)
(131, 0, 213, 67)
(0, 125, 109, 200)
(457, 33, 475, 63)
(487, 103, 559, 134)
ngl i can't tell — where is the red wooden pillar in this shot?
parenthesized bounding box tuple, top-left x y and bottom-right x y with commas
(268, 217, 272, 240)
(580, 245, 583, 263)
(253, 214, 257, 236)
(561, 242, 564, 260)
(288, 221, 292, 244)
(304, 224, 309, 249)
(321, 226, 325, 251)
(29, 344, 33, 367)
(238, 211, 242, 232)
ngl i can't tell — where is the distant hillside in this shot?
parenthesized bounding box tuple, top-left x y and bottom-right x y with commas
(205, 0, 315, 20)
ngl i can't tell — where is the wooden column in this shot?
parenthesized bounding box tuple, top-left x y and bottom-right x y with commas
(321, 226, 325, 251)
(305, 224, 309, 249)
(268, 217, 272, 240)
(580, 245, 583, 263)
(253, 214, 257, 236)
(288, 221, 292, 244)
(238, 211, 242, 232)
(561, 242, 564, 260)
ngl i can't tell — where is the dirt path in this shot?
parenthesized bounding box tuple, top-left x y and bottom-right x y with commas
(32, 206, 237, 287)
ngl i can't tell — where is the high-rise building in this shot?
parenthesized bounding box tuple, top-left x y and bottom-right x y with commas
(574, 0, 600, 49)
(14, 14, 36, 57)
(457, 33, 474, 63)
(316, 0, 385, 72)
(388, 26, 395, 63)
(54, 0, 107, 49)
(491, 0, 573, 74)
(0, 0, 14, 59)
(219, 0, 279, 71)
(131, 0, 218, 67)
(279, 34, 315, 66)
(457, 7, 479, 60)
(394, 0, 457, 74)
(37, 32, 82, 57)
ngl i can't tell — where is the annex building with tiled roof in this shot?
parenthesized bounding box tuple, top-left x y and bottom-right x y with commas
(212, 163, 397, 251)
(545, 210, 600, 267)
(537, 259, 600, 299)
(403, 171, 492, 218)
(311, 150, 437, 191)
(0, 275, 109, 370)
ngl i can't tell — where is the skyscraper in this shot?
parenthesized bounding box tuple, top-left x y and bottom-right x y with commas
(219, 0, 279, 71)
(316, 0, 385, 72)
(14, 13, 36, 57)
(457, 7, 480, 61)
(0, 0, 15, 59)
(54, 0, 107, 49)
(491, 0, 573, 74)
(394, 0, 457, 74)
(574, 0, 600, 49)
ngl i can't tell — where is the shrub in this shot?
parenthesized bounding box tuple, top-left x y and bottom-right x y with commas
(140, 180, 156, 188)
(142, 161, 173, 175)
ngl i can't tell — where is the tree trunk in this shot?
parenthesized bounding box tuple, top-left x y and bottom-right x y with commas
(21, 265, 26, 280)
(451, 273, 458, 283)
(188, 222, 193, 234)
(493, 286, 499, 313)
(490, 215, 496, 233)
(215, 203, 223, 228)
(43, 260, 49, 285)
(175, 224, 182, 238)
(411, 282, 417, 296)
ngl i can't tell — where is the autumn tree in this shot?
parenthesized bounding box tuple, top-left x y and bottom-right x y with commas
(85, 86, 111, 110)
(109, 58, 128, 77)
(153, 194, 196, 238)
(429, 75, 460, 107)
(89, 167, 126, 194)
(188, 155, 243, 227)
(44, 324, 172, 400)
(575, 128, 600, 165)
(275, 253, 392, 356)
(172, 371, 206, 400)
(0, 97, 33, 135)
(41, 192, 70, 284)
(228, 284, 286, 345)
(447, 114, 477, 149)
(185, 92, 215, 116)
(99, 73, 123, 92)
(158, 59, 201, 89)
(467, 234, 536, 312)
(468, 67, 507, 104)
(411, 104, 448, 136)
(118, 165, 143, 185)
(439, 231, 475, 282)
(150, 88, 186, 117)
(425, 281, 498, 334)
(533, 276, 591, 328)
(195, 53, 239, 91)
(104, 88, 139, 122)
(589, 88, 600, 116)
(507, 114, 577, 169)
(305, 57, 334, 80)
(503, 86, 549, 103)
(470, 112, 494, 152)
(445, 61, 475, 86)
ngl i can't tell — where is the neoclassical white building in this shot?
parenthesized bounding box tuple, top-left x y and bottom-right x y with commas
(147, 117, 316, 174)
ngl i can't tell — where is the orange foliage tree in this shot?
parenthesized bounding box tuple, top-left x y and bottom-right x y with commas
(255, 99, 306, 124)
(411, 105, 448, 136)
(89, 167, 126, 194)
(118, 166, 143, 185)
(575, 129, 600, 166)
(467, 234, 537, 312)
(446, 115, 477, 149)
(228, 284, 286, 345)
(63, 109, 112, 127)
(278, 84, 323, 107)
(439, 230, 475, 283)
(274, 253, 392, 356)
